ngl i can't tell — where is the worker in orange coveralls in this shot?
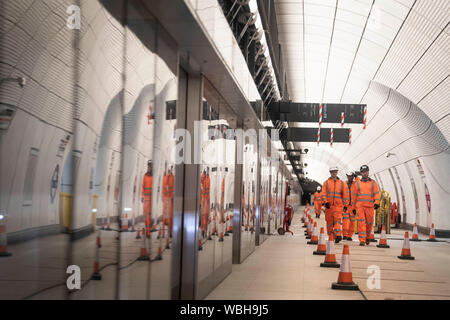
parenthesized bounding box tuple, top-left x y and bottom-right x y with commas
(204, 168, 211, 238)
(352, 165, 380, 246)
(167, 165, 174, 237)
(321, 166, 345, 243)
(141, 160, 153, 237)
(219, 176, 225, 241)
(342, 171, 356, 241)
(313, 186, 322, 218)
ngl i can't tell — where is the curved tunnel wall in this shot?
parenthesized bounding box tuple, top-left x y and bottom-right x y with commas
(341, 82, 450, 230)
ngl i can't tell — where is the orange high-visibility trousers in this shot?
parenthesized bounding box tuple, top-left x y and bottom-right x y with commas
(325, 210, 333, 235)
(314, 201, 322, 216)
(325, 206, 343, 237)
(342, 206, 356, 238)
(356, 206, 374, 243)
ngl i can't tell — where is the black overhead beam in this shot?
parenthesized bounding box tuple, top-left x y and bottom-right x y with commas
(279, 128, 350, 143)
(269, 101, 365, 123)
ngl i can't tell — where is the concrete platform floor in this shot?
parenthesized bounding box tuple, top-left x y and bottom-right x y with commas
(205, 206, 450, 300)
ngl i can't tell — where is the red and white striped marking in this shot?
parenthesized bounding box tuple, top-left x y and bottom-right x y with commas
(341, 112, 345, 127)
(318, 104, 323, 146)
(317, 127, 321, 146)
(363, 106, 367, 130)
(349, 128, 352, 144)
(330, 128, 334, 147)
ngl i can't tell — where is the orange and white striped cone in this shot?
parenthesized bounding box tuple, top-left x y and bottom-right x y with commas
(411, 223, 420, 241)
(302, 215, 308, 228)
(154, 224, 163, 261)
(138, 229, 150, 261)
(331, 245, 359, 290)
(307, 222, 319, 245)
(368, 224, 377, 243)
(91, 237, 102, 280)
(218, 222, 224, 242)
(306, 219, 314, 239)
(376, 225, 390, 248)
(136, 228, 141, 240)
(165, 236, 171, 250)
(0, 217, 12, 257)
(305, 220, 311, 238)
(96, 228, 102, 248)
(224, 215, 230, 236)
(198, 228, 203, 251)
(207, 219, 213, 240)
(398, 232, 415, 260)
(121, 213, 129, 232)
(320, 234, 340, 268)
(313, 227, 327, 255)
(427, 224, 437, 242)
(103, 215, 112, 231)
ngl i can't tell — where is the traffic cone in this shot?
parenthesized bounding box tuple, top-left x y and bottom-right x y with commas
(91, 238, 102, 280)
(218, 226, 224, 242)
(427, 224, 437, 242)
(411, 223, 421, 241)
(0, 220, 12, 257)
(131, 217, 136, 232)
(398, 232, 415, 260)
(224, 217, 230, 236)
(121, 213, 129, 232)
(138, 229, 149, 261)
(102, 216, 112, 231)
(306, 220, 312, 239)
(313, 227, 327, 255)
(368, 224, 377, 243)
(307, 222, 319, 245)
(155, 244, 163, 261)
(96, 228, 102, 248)
(136, 228, 141, 240)
(376, 225, 390, 248)
(166, 236, 171, 249)
(331, 245, 359, 290)
(320, 234, 340, 268)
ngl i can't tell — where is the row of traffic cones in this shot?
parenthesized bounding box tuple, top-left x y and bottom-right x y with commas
(411, 223, 437, 242)
(303, 211, 428, 291)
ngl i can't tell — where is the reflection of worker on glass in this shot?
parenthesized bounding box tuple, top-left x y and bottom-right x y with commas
(141, 160, 153, 237)
(167, 165, 174, 238)
(200, 167, 210, 238)
(162, 162, 170, 237)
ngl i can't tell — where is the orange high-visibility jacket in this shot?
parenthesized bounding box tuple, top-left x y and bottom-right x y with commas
(313, 191, 322, 204)
(142, 173, 152, 200)
(163, 174, 169, 199)
(200, 172, 206, 199)
(205, 175, 210, 199)
(351, 178, 380, 208)
(343, 181, 356, 207)
(168, 173, 174, 199)
(321, 177, 345, 207)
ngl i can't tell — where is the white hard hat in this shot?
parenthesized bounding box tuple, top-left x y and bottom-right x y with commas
(329, 166, 338, 172)
(317, 186, 321, 191)
(346, 171, 354, 176)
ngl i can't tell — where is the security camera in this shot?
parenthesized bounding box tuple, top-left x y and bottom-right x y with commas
(18, 77, 26, 88)
(385, 152, 396, 158)
(304, 149, 309, 154)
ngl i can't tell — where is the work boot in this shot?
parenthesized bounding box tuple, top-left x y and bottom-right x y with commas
(366, 239, 370, 246)
(335, 236, 342, 244)
(359, 242, 365, 246)
(347, 237, 353, 242)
